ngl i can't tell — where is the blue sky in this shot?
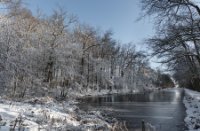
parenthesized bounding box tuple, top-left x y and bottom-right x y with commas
(23, 0, 160, 68)
(23, 0, 155, 49)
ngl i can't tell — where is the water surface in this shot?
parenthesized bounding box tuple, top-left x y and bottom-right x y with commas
(79, 88, 186, 131)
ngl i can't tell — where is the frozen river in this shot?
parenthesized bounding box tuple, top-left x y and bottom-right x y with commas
(79, 88, 186, 131)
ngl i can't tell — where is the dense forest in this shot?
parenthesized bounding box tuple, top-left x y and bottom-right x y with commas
(0, 0, 175, 100)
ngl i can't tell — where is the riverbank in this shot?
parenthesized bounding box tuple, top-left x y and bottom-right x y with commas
(0, 88, 136, 131)
(183, 88, 200, 130)
(0, 96, 116, 131)
(71, 86, 158, 99)
(0, 87, 158, 130)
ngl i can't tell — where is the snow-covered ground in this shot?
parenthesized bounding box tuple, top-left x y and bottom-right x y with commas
(184, 88, 200, 131)
(0, 87, 159, 131)
(0, 97, 114, 131)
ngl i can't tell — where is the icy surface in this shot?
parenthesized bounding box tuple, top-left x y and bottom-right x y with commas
(183, 88, 200, 131)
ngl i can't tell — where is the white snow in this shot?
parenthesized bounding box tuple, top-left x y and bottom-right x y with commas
(183, 88, 200, 131)
(0, 87, 159, 130)
(0, 97, 112, 131)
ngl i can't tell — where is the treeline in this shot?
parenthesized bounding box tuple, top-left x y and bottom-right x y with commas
(0, 1, 164, 99)
(141, 0, 200, 91)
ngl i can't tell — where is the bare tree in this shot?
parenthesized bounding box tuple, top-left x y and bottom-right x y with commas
(140, 0, 200, 90)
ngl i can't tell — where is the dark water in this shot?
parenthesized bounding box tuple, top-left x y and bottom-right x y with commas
(79, 88, 186, 131)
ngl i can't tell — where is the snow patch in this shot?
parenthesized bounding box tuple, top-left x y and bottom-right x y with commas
(0, 97, 112, 130)
(183, 88, 200, 131)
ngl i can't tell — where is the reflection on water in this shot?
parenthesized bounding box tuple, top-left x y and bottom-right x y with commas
(173, 90, 181, 102)
(79, 88, 186, 131)
(81, 89, 183, 104)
